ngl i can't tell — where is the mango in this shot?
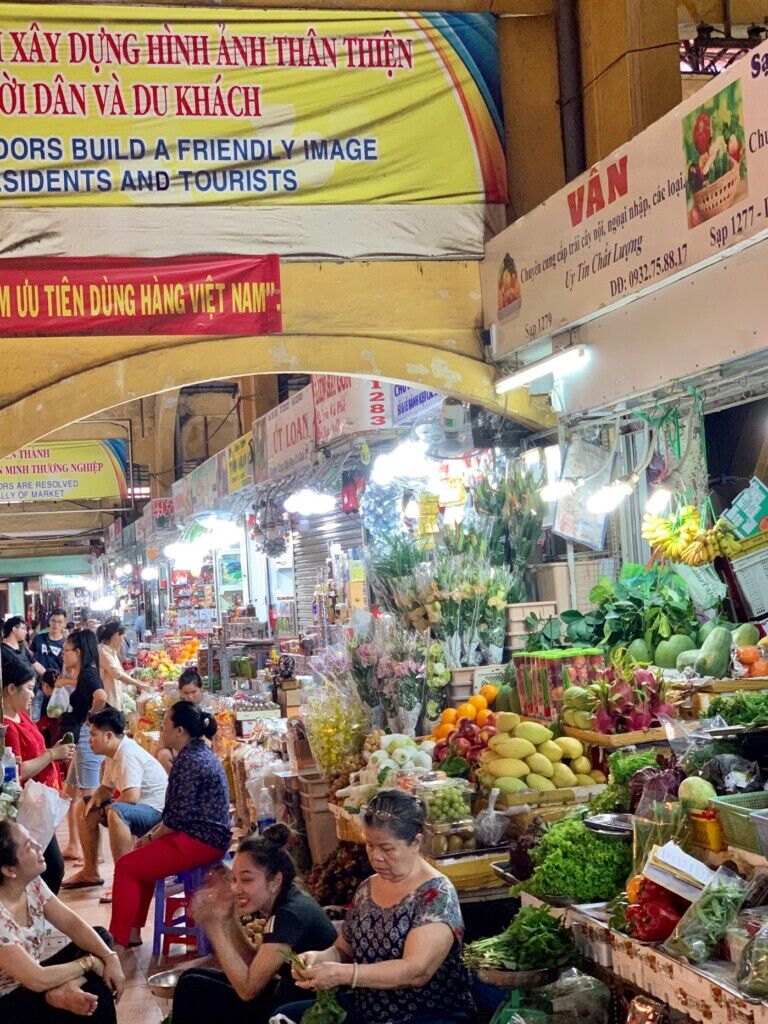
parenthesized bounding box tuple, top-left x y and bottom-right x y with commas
(495, 712, 521, 733)
(590, 769, 607, 784)
(525, 773, 556, 791)
(489, 736, 536, 759)
(551, 762, 578, 788)
(494, 776, 529, 795)
(479, 750, 499, 765)
(575, 774, 597, 786)
(525, 753, 555, 778)
(571, 756, 592, 775)
(514, 721, 553, 745)
(487, 757, 529, 780)
(537, 740, 564, 763)
(733, 623, 761, 647)
(554, 737, 583, 760)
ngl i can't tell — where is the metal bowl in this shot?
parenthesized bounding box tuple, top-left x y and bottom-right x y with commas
(148, 968, 186, 1000)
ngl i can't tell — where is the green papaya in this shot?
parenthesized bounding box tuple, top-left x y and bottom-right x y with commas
(626, 638, 651, 663)
(676, 649, 701, 671)
(732, 623, 761, 647)
(698, 619, 736, 646)
(694, 626, 732, 679)
(654, 634, 698, 669)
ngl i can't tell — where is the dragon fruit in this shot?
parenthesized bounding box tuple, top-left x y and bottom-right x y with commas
(563, 660, 678, 735)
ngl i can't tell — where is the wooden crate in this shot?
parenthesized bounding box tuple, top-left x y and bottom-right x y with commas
(561, 725, 667, 748)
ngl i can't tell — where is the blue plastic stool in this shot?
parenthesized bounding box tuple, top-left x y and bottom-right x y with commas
(152, 863, 221, 960)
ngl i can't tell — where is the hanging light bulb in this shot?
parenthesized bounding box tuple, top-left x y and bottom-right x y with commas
(646, 486, 673, 515)
(586, 479, 634, 514)
(539, 478, 578, 503)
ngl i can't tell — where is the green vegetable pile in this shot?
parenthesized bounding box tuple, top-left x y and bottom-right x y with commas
(516, 817, 632, 904)
(608, 749, 658, 786)
(284, 952, 347, 1024)
(707, 691, 768, 728)
(664, 874, 746, 964)
(463, 906, 575, 972)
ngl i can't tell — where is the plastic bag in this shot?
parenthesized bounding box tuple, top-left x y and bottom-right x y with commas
(663, 865, 748, 963)
(46, 685, 71, 719)
(475, 789, 510, 848)
(526, 970, 611, 1024)
(16, 781, 70, 850)
(701, 754, 763, 794)
(626, 995, 666, 1024)
(737, 919, 768, 997)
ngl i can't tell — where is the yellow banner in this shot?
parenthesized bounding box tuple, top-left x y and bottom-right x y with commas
(0, 4, 506, 206)
(0, 440, 128, 502)
(227, 434, 253, 496)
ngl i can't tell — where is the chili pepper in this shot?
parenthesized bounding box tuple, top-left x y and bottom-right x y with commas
(626, 902, 681, 942)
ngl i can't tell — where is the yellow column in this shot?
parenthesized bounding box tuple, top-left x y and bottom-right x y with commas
(499, 11, 566, 217)
(579, 0, 681, 164)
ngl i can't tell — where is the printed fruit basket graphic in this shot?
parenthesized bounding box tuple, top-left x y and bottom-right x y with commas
(683, 80, 747, 228)
(497, 253, 522, 320)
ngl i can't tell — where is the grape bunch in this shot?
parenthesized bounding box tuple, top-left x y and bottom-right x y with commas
(424, 784, 470, 823)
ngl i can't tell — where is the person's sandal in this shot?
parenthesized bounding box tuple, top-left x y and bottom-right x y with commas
(99, 888, 113, 904)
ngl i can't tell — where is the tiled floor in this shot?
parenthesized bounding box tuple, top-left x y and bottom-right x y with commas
(57, 831, 209, 1024)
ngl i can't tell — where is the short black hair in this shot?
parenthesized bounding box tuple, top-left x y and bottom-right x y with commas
(362, 789, 427, 844)
(89, 706, 126, 736)
(178, 668, 203, 690)
(2, 616, 23, 639)
(97, 620, 125, 644)
(1, 658, 35, 689)
(0, 821, 18, 884)
(49, 609, 67, 620)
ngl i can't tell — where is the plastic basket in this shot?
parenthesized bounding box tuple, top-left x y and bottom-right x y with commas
(712, 792, 768, 853)
(750, 809, 768, 858)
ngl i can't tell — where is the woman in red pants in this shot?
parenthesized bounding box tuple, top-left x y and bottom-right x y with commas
(109, 701, 232, 949)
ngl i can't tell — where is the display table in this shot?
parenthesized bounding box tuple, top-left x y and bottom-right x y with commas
(527, 893, 768, 1024)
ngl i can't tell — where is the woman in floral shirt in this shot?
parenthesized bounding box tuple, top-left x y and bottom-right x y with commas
(109, 701, 231, 949)
(279, 789, 474, 1024)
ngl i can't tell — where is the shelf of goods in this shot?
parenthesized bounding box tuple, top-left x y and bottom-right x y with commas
(527, 896, 768, 1024)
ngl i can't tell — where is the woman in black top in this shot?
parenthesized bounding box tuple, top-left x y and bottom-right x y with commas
(173, 823, 337, 1024)
(57, 630, 107, 863)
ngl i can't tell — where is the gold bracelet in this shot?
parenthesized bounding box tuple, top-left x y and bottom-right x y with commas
(78, 956, 93, 974)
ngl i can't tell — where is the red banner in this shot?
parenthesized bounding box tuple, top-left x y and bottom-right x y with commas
(0, 254, 282, 336)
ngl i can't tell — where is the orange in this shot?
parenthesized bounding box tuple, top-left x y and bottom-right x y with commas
(475, 708, 493, 728)
(440, 707, 458, 725)
(480, 683, 499, 705)
(456, 702, 477, 722)
(468, 694, 488, 713)
(436, 723, 455, 740)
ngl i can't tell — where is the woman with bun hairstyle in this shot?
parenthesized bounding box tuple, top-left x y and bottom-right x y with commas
(172, 823, 337, 1023)
(109, 701, 232, 949)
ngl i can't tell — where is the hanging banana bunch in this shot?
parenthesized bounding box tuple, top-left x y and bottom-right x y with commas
(642, 506, 742, 565)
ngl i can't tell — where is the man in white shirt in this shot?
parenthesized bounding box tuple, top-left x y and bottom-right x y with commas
(62, 705, 168, 890)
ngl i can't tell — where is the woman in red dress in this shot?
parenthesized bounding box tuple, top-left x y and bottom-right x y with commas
(1, 660, 76, 893)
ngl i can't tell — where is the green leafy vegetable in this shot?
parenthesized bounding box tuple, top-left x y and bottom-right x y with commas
(707, 691, 768, 728)
(515, 817, 632, 904)
(283, 952, 347, 1024)
(608, 749, 659, 787)
(463, 906, 575, 972)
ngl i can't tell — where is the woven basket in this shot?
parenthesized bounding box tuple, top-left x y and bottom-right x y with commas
(694, 158, 740, 220)
(712, 792, 768, 853)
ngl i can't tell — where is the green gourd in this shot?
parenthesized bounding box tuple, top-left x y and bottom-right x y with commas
(693, 626, 732, 679)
